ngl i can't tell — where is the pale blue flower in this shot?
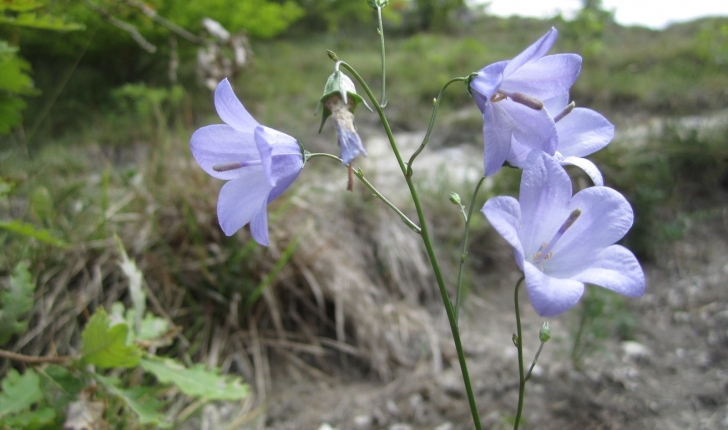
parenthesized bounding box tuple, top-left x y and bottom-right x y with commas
(191, 78, 303, 245)
(507, 93, 614, 186)
(470, 27, 582, 176)
(482, 151, 644, 316)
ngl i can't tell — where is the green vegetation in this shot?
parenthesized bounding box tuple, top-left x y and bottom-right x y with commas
(1, 1, 727, 425)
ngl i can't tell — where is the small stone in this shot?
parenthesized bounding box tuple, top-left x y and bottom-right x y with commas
(353, 415, 372, 429)
(388, 424, 412, 430)
(318, 424, 337, 430)
(435, 423, 453, 430)
(622, 341, 652, 363)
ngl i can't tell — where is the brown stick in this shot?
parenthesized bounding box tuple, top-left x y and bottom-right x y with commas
(0, 349, 72, 364)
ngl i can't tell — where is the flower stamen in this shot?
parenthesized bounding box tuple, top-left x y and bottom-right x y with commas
(212, 160, 262, 172)
(534, 208, 582, 263)
(553, 101, 575, 123)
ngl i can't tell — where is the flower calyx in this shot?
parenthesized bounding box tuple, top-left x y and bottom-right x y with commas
(316, 70, 372, 133)
(367, 0, 389, 9)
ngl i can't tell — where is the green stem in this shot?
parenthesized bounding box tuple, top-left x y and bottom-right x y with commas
(513, 276, 526, 430)
(406, 77, 467, 176)
(377, 6, 387, 108)
(525, 341, 545, 382)
(338, 61, 483, 430)
(454, 176, 486, 323)
(306, 152, 421, 234)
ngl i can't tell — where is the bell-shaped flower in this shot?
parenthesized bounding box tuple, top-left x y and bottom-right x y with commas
(482, 151, 645, 317)
(469, 27, 582, 176)
(191, 78, 303, 246)
(507, 93, 614, 186)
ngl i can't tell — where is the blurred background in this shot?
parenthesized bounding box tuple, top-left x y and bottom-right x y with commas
(1, 0, 727, 429)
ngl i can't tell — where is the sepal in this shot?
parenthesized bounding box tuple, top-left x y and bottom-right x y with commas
(316, 71, 372, 132)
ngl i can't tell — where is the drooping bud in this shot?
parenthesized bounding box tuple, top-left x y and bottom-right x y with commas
(448, 192, 462, 205)
(539, 322, 551, 343)
(367, 0, 389, 8)
(316, 71, 372, 133)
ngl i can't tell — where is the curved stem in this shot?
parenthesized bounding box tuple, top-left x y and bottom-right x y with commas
(338, 61, 483, 430)
(376, 6, 387, 108)
(306, 153, 421, 234)
(406, 77, 467, 176)
(454, 176, 486, 323)
(513, 276, 526, 430)
(525, 341, 545, 382)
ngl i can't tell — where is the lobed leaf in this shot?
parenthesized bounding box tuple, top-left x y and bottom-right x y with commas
(0, 261, 35, 345)
(95, 375, 169, 427)
(140, 357, 249, 401)
(0, 369, 43, 417)
(80, 308, 141, 369)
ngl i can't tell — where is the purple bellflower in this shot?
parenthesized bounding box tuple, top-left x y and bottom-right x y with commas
(482, 151, 645, 317)
(507, 93, 614, 186)
(191, 78, 303, 246)
(470, 27, 582, 176)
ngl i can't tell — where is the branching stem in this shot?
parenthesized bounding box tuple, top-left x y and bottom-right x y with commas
(338, 60, 483, 430)
(454, 176, 486, 323)
(0, 349, 71, 364)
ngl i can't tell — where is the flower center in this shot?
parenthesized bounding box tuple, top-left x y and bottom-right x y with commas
(490, 91, 543, 110)
(212, 160, 262, 172)
(532, 208, 582, 263)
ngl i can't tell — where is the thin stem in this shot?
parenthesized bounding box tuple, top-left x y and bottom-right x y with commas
(377, 6, 387, 108)
(525, 342, 545, 382)
(513, 276, 526, 430)
(406, 77, 467, 176)
(454, 176, 486, 323)
(338, 60, 483, 430)
(0, 349, 72, 364)
(306, 153, 421, 234)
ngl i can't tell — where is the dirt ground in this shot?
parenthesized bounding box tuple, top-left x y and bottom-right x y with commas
(253, 118, 728, 430)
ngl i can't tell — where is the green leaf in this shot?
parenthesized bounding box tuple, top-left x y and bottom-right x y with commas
(136, 312, 169, 342)
(0, 220, 67, 247)
(0, 12, 84, 30)
(95, 375, 170, 427)
(0, 406, 55, 429)
(0, 369, 43, 417)
(140, 357, 249, 401)
(80, 308, 140, 369)
(0, 0, 44, 13)
(0, 261, 35, 345)
(42, 365, 84, 397)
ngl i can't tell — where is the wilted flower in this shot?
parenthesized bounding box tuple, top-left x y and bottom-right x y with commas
(481, 151, 644, 316)
(508, 93, 614, 186)
(190, 78, 303, 245)
(470, 27, 582, 176)
(317, 70, 371, 164)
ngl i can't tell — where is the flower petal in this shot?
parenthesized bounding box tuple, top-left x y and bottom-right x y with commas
(524, 261, 585, 317)
(500, 54, 582, 101)
(482, 102, 514, 176)
(190, 124, 259, 180)
(214, 78, 258, 132)
(503, 27, 558, 78)
(560, 156, 604, 186)
(546, 186, 633, 276)
(543, 93, 569, 113)
(472, 60, 508, 101)
(571, 245, 645, 297)
(556, 108, 614, 158)
(249, 206, 270, 246)
(254, 125, 301, 186)
(216, 167, 272, 237)
(482, 196, 525, 270)
(518, 152, 572, 256)
(334, 120, 366, 165)
(505, 99, 558, 156)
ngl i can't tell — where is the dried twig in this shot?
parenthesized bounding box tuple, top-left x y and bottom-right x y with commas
(82, 0, 157, 53)
(122, 0, 204, 45)
(0, 349, 72, 364)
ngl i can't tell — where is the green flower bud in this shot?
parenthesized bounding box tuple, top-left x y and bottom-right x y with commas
(367, 0, 389, 9)
(316, 71, 372, 133)
(539, 321, 551, 343)
(448, 192, 461, 205)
